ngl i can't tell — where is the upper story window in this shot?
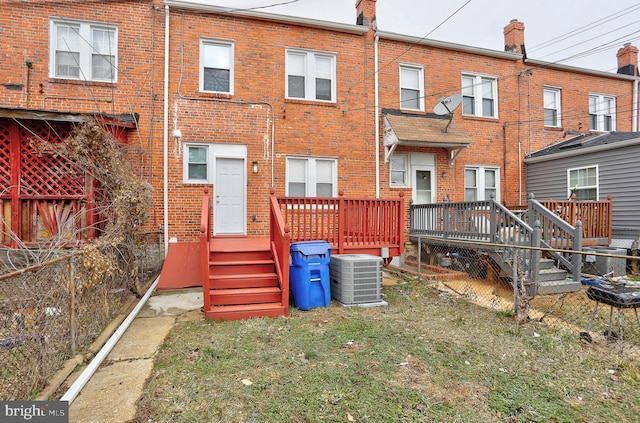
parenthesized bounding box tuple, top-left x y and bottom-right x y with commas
(286, 157, 337, 197)
(200, 39, 234, 94)
(400, 65, 424, 111)
(568, 165, 598, 200)
(286, 49, 336, 102)
(49, 19, 117, 82)
(544, 87, 561, 127)
(462, 74, 498, 118)
(589, 94, 615, 132)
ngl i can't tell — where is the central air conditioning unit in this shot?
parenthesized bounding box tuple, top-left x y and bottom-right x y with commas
(329, 254, 387, 307)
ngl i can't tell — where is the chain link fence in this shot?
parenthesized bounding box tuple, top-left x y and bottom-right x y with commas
(0, 231, 163, 400)
(403, 237, 640, 357)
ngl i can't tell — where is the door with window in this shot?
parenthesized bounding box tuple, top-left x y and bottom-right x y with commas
(414, 170, 433, 204)
(215, 157, 245, 234)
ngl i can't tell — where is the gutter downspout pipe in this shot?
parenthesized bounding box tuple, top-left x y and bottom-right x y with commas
(374, 28, 380, 199)
(163, 5, 170, 256)
(633, 79, 638, 132)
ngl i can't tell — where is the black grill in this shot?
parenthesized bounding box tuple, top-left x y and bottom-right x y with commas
(586, 284, 640, 308)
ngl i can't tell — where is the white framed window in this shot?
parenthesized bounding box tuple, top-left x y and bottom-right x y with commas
(464, 167, 499, 201)
(400, 65, 424, 111)
(184, 144, 211, 183)
(544, 87, 561, 127)
(568, 166, 598, 200)
(286, 157, 337, 197)
(461, 74, 498, 118)
(589, 94, 615, 132)
(389, 154, 409, 187)
(200, 39, 233, 94)
(49, 19, 117, 82)
(286, 49, 336, 102)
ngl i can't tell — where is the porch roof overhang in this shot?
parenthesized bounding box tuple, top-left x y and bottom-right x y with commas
(0, 107, 138, 128)
(382, 110, 472, 166)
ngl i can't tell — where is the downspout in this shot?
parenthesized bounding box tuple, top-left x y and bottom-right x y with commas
(374, 27, 380, 198)
(633, 79, 638, 132)
(163, 5, 170, 256)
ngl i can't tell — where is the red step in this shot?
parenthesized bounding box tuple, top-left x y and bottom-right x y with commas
(209, 272, 278, 288)
(204, 303, 288, 321)
(210, 287, 281, 305)
(210, 259, 276, 276)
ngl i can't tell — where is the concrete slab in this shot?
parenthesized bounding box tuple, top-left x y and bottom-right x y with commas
(108, 316, 175, 361)
(69, 359, 154, 423)
(68, 290, 204, 422)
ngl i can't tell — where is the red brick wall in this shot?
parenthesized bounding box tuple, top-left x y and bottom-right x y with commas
(376, 38, 636, 208)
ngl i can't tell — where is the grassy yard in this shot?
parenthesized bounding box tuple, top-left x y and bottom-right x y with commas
(132, 275, 640, 422)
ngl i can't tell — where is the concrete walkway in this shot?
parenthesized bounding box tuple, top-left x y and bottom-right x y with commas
(68, 289, 203, 423)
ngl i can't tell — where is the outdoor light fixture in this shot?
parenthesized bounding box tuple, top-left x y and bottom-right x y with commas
(252, 161, 259, 174)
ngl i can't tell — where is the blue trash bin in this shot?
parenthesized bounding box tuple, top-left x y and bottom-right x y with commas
(290, 241, 332, 310)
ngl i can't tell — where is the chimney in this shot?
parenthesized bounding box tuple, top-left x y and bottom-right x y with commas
(355, 0, 376, 28)
(504, 19, 525, 55)
(617, 43, 639, 76)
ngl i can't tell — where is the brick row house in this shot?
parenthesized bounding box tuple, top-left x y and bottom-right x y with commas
(2, 1, 638, 302)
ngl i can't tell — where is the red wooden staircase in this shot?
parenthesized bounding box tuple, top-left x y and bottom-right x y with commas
(203, 237, 288, 320)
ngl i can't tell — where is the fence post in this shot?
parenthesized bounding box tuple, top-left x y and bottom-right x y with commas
(338, 190, 345, 254)
(528, 220, 542, 297)
(513, 248, 518, 316)
(69, 256, 77, 356)
(573, 220, 583, 283)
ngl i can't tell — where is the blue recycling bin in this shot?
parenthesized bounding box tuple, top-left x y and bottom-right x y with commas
(290, 241, 332, 310)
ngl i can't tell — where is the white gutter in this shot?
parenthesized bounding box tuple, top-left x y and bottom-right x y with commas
(374, 30, 380, 199)
(163, 5, 170, 255)
(61, 276, 160, 405)
(633, 79, 638, 132)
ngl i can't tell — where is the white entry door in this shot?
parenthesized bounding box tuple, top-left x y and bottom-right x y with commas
(215, 157, 245, 234)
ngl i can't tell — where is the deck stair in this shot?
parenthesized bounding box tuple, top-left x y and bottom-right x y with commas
(489, 251, 582, 295)
(203, 237, 288, 321)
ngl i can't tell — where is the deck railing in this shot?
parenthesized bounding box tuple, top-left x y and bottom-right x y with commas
(410, 195, 583, 282)
(200, 188, 213, 311)
(269, 189, 291, 314)
(539, 194, 612, 245)
(275, 191, 404, 258)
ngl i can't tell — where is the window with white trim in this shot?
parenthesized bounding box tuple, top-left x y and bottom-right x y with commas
(400, 65, 424, 111)
(568, 166, 598, 200)
(389, 155, 409, 187)
(544, 87, 561, 127)
(461, 74, 498, 118)
(184, 144, 210, 183)
(49, 19, 117, 82)
(286, 157, 337, 197)
(464, 167, 499, 201)
(286, 50, 336, 102)
(589, 94, 615, 132)
(200, 39, 233, 94)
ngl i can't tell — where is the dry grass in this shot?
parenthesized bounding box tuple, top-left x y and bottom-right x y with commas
(131, 274, 640, 423)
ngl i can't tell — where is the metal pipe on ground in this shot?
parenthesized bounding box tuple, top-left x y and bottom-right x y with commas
(60, 276, 160, 405)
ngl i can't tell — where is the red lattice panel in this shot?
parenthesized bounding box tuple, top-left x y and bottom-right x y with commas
(19, 122, 85, 198)
(0, 121, 11, 193)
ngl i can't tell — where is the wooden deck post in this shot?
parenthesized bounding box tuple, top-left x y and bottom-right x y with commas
(337, 190, 345, 254)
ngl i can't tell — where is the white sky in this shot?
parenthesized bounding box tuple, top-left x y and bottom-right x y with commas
(187, 0, 640, 73)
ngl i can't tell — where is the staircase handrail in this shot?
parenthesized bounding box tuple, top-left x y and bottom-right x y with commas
(270, 189, 290, 313)
(528, 193, 582, 281)
(200, 188, 212, 311)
